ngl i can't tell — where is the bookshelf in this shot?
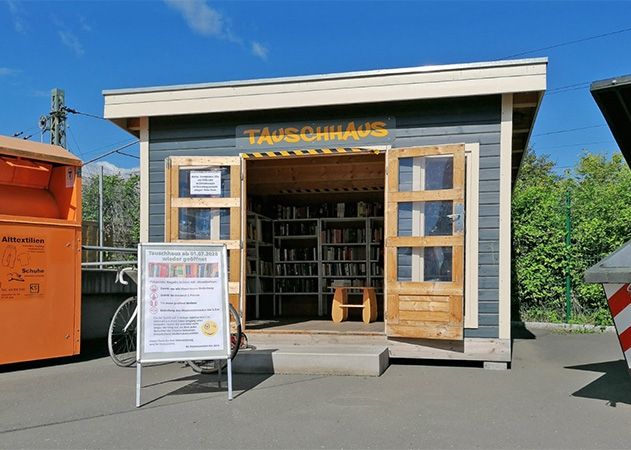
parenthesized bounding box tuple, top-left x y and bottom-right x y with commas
(245, 212, 274, 319)
(246, 201, 384, 320)
(273, 217, 321, 316)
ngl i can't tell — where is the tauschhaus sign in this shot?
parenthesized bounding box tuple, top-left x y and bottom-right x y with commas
(236, 117, 395, 151)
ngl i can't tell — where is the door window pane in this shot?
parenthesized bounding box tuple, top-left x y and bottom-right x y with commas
(398, 155, 453, 192)
(425, 201, 453, 236)
(178, 208, 230, 240)
(424, 247, 452, 282)
(397, 247, 412, 281)
(397, 201, 453, 237)
(396, 246, 452, 282)
(425, 157, 453, 190)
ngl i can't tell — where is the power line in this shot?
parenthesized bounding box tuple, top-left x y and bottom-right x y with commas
(63, 107, 108, 121)
(116, 150, 140, 160)
(83, 140, 139, 166)
(500, 25, 631, 59)
(68, 125, 82, 157)
(532, 140, 617, 150)
(80, 138, 139, 158)
(532, 124, 607, 137)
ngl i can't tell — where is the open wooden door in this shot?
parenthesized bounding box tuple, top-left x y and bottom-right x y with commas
(385, 145, 465, 340)
(165, 156, 243, 318)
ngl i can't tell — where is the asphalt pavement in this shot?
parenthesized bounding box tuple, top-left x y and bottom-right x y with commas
(1, 326, 631, 449)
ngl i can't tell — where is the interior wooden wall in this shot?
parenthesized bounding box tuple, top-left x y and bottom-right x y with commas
(247, 153, 385, 195)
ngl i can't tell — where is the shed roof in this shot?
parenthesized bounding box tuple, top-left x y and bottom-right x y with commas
(103, 57, 547, 183)
(591, 75, 631, 167)
(0, 135, 82, 166)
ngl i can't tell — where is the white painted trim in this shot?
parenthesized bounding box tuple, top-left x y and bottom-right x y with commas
(104, 60, 547, 120)
(464, 143, 480, 329)
(104, 58, 547, 96)
(139, 117, 149, 243)
(499, 94, 513, 339)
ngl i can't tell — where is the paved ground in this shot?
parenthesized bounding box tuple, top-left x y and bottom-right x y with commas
(1, 326, 631, 449)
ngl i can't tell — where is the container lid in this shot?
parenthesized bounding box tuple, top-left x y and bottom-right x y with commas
(0, 135, 82, 166)
(585, 240, 631, 283)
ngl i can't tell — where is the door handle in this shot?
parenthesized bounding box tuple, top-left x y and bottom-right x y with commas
(448, 205, 465, 233)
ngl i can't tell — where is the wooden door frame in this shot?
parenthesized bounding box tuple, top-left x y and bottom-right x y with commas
(384, 144, 466, 340)
(164, 156, 243, 316)
(241, 149, 387, 330)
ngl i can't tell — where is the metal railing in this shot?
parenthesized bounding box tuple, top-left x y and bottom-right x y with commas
(81, 245, 136, 268)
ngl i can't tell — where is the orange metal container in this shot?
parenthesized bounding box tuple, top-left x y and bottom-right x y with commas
(0, 136, 82, 364)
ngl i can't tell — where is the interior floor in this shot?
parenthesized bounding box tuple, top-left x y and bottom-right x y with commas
(245, 152, 386, 333)
(246, 318, 384, 334)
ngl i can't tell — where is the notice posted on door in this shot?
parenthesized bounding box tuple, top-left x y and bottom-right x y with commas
(142, 248, 225, 355)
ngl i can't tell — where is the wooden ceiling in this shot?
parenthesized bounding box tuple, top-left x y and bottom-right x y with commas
(512, 91, 542, 184)
(246, 153, 385, 196)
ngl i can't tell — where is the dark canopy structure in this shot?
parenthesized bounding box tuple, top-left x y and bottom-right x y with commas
(585, 75, 631, 284)
(591, 75, 631, 166)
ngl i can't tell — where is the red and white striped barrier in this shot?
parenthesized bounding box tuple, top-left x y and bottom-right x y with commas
(603, 284, 631, 373)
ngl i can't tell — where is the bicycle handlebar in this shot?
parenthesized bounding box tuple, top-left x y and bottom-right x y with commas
(116, 267, 136, 285)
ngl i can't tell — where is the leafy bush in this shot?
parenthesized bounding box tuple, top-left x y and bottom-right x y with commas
(513, 151, 631, 325)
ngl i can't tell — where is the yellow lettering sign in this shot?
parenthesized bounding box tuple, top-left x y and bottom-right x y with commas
(241, 120, 390, 147)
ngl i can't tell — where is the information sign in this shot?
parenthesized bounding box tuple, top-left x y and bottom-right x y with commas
(135, 243, 232, 405)
(190, 170, 221, 196)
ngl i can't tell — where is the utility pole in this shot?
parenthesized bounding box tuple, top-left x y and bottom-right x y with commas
(49, 88, 67, 148)
(99, 165, 104, 269)
(565, 191, 572, 322)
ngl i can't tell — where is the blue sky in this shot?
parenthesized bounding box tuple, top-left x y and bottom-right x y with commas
(1, 0, 631, 171)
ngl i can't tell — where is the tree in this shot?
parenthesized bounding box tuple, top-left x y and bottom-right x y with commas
(513, 150, 631, 324)
(568, 153, 631, 317)
(512, 151, 566, 320)
(82, 172, 140, 249)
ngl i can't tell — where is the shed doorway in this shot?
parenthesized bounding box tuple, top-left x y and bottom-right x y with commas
(243, 151, 386, 334)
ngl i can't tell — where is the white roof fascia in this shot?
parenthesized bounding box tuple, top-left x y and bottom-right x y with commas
(103, 58, 547, 120)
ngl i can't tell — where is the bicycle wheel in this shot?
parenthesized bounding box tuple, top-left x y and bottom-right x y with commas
(189, 303, 243, 374)
(108, 296, 138, 367)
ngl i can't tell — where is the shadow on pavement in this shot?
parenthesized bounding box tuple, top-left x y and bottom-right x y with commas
(565, 359, 631, 407)
(0, 339, 109, 374)
(142, 372, 273, 406)
(512, 322, 537, 340)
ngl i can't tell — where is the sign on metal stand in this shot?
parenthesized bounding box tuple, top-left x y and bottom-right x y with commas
(135, 243, 232, 407)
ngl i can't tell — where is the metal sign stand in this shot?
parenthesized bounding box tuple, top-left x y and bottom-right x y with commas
(135, 244, 233, 407)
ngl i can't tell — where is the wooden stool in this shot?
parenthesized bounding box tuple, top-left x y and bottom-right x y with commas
(331, 287, 377, 324)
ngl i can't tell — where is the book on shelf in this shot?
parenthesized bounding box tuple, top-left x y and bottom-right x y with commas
(323, 262, 367, 276)
(371, 226, 384, 242)
(259, 260, 274, 276)
(370, 278, 384, 289)
(370, 246, 383, 261)
(370, 262, 383, 276)
(320, 227, 366, 244)
(274, 247, 317, 261)
(275, 201, 384, 219)
(246, 259, 257, 275)
(275, 262, 318, 276)
(323, 246, 366, 261)
(326, 278, 365, 289)
(276, 278, 318, 293)
(276, 221, 317, 236)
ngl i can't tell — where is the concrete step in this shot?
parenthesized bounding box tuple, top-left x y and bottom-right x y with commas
(233, 344, 389, 376)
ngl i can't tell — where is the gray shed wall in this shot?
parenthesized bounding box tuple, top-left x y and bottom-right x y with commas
(148, 96, 502, 338)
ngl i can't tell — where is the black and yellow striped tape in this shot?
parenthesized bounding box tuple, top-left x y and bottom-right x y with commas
(241, 147, 382, 159)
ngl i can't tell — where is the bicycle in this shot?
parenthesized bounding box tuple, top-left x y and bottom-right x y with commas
(108, 267, 245, 373)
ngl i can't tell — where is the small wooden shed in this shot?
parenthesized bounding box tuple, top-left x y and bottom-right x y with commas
(103, 58, 546, 365)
